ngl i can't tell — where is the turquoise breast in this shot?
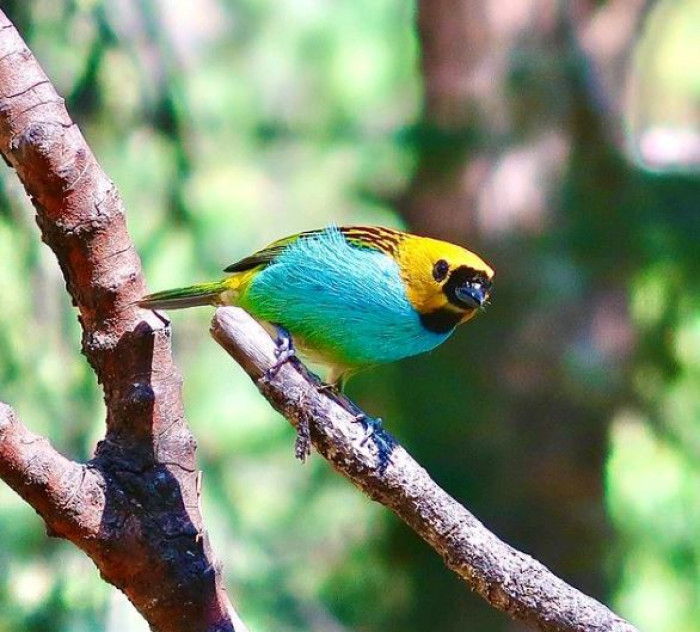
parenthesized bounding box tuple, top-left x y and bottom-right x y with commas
(239, 227, 453, 367)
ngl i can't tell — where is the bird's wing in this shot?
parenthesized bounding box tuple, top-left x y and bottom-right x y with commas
(337, 226, 403, 257)
(223, 233, 301, 272)
(223, 226, 404, 273)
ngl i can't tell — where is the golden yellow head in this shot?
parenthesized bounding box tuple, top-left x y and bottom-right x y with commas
(396, 234, 494, 333)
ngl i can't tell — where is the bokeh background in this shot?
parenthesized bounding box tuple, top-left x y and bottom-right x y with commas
(0, 1, 699, 631)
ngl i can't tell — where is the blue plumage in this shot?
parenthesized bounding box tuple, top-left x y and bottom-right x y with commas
(239, 227, 452, 369)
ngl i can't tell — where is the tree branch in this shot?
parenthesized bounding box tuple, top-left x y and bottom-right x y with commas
(0, 11, 246, 632)
(211, 307, 639, 632)
(0, 402, 105, 540)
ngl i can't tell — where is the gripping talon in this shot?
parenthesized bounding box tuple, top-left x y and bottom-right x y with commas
(348, 410, 393, 470)
(353, 415, 384, 445)
(302, 365, 396, 470)
(263, 325, 297, 382)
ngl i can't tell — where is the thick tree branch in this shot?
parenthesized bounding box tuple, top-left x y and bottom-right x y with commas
(0, 12, 246, 632)
(211, 307, 639, 632)
(0, 403, 105, 540)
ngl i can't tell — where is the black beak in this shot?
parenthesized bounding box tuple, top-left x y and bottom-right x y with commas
(455, 283, 488, 309)
(442, 266, 493, 311)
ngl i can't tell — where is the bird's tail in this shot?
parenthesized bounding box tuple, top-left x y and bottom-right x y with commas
(138, 280, 231, 310)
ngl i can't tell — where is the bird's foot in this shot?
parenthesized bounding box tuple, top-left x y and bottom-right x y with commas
(352, 412, 383, 438)
(351, 413, 394, 471)
(262, 325, 297, 383)
(296, 371, 395, 470)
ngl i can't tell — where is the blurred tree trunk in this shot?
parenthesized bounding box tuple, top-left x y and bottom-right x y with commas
(390, 2, 646, 631)
(401, 0, 490, 240)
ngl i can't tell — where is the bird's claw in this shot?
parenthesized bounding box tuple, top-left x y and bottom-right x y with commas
(349, 412, 393, 471)
(352, 413, 383, 443)
(262, 326, 297, 383)
(270, 339, 394, 470)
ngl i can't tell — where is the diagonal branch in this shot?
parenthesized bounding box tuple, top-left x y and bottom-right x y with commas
(211, 306, 639, 632)
(0, 11, 246, 632)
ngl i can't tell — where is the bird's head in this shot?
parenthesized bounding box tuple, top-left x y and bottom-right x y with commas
(397, 235, 494, 334)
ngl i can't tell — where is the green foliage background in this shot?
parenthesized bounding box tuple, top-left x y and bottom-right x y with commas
(0, 1, 698, 631)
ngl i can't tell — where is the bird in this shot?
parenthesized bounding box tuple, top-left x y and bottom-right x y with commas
(139, 225, 494, 389)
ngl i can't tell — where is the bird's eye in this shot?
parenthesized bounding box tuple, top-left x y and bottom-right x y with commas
(432, 259, 449, 282)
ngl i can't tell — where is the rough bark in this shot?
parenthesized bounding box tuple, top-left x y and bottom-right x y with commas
(0, 11, 246, 632)
(211, 307, 639, 632)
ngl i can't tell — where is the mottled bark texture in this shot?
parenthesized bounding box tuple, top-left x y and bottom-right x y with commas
(211, 307, 639, 632)
(0, 12, 246, 632)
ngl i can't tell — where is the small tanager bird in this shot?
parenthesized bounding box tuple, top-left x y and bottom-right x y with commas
(139, 226, 494, 388)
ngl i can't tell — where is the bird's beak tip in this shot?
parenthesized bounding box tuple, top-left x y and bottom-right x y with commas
(456, 285, 488, 310)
